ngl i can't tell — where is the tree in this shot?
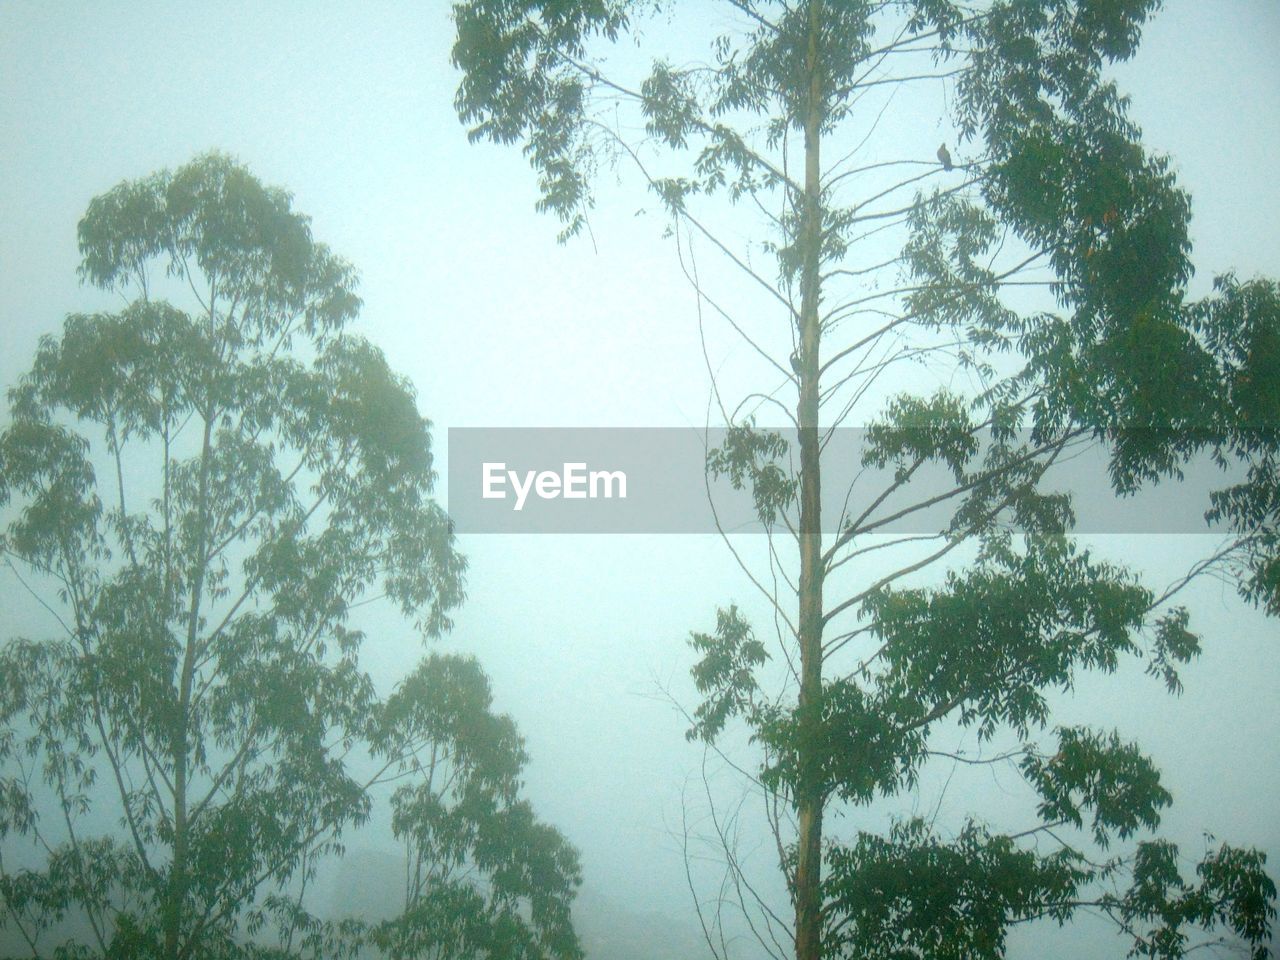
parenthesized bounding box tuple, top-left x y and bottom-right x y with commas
(0, 153, 582, 960)
(449, 2, 1277, 958)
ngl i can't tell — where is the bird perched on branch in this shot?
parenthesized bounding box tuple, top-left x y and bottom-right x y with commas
(937, 143, 953, 171)
(790, 350, 802, 376)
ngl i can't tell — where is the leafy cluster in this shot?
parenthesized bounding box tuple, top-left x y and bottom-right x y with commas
(0, 154, 579, 960)
(448, 1, 1277, 956)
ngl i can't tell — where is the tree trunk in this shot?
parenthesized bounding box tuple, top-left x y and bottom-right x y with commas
(793, 3, 826, 960)
(166, 406, 214, 960)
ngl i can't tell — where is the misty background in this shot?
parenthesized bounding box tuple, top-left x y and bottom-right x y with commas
(2, 2, 1278, 957)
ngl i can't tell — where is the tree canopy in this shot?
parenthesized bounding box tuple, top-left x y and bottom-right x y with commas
(450, 2, 1278, 958)
(0, 153, 581, 960)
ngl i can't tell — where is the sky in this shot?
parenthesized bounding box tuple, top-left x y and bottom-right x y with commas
(2, 2, 1279, 957)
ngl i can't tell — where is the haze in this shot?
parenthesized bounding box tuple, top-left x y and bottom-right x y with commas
(2, 3, 1278, 958)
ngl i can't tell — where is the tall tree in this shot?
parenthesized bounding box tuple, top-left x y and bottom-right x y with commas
(450, 2, 1277, 958)
(0, 154, 582, 960)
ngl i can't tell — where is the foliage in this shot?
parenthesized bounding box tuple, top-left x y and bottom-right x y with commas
(451, 1, 1277, 958)
(0, 154, 581, 960)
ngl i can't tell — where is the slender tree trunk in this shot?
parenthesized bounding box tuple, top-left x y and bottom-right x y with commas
(166, 390, 214, 960)
(793, 3, 825, 960)
(166, 727, 189, 960)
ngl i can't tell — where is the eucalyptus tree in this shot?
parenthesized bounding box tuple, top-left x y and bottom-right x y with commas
(0, 154, 581, 960)
(450, 2, 1277, 958)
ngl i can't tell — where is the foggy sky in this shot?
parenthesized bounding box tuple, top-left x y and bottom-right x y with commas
(2, 3, 1278, 957)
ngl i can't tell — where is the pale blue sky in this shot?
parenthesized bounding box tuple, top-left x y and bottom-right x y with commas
(2, 3, 1278, 956)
